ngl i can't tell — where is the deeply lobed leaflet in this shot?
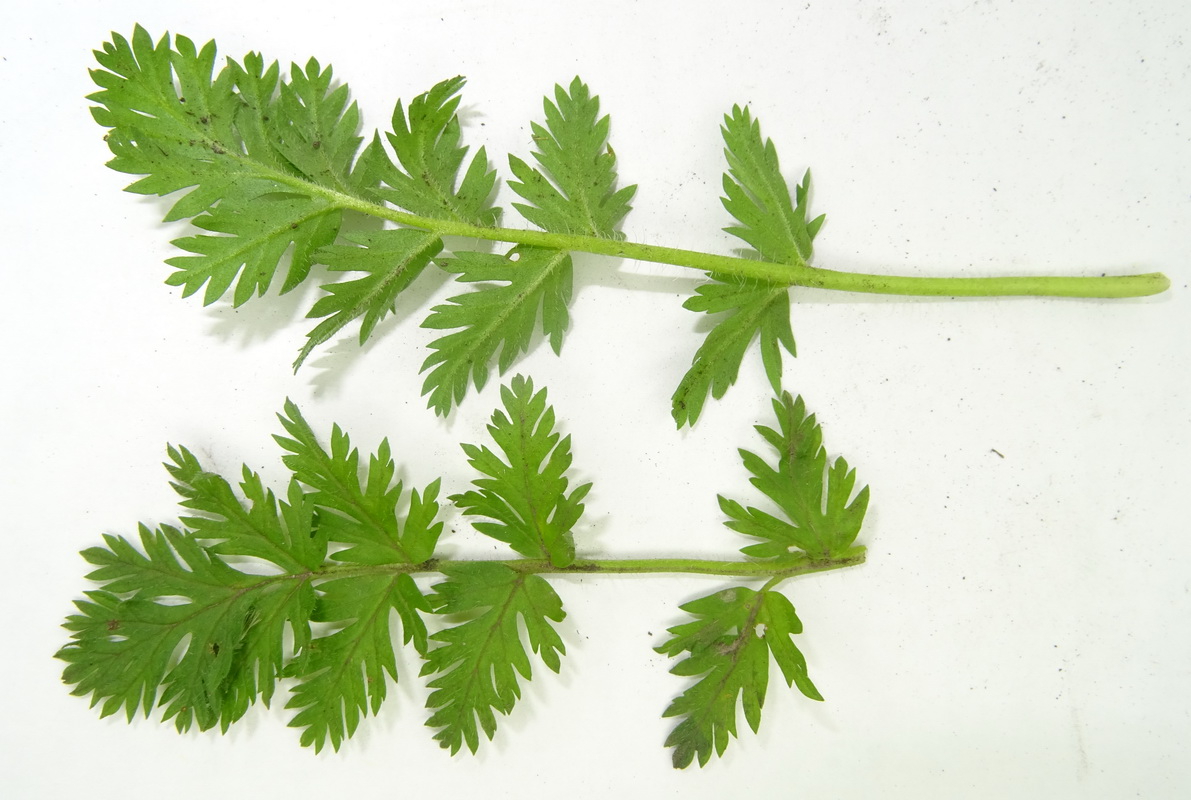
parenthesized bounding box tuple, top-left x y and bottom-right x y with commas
(87, 27, 1168, 428)
(58, 376, 868, 767)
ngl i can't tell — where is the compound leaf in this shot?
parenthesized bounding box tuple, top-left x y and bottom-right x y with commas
(59, 443, 330, 730)
(59, 401, 445, 753)
(58, 519, 318, 735)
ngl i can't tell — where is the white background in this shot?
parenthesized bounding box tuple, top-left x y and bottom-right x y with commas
(2, 1, 1188, 797)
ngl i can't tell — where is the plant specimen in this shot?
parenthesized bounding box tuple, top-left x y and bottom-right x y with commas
(81, 27, 1166, 425)
(58, 26, 1169, 768)
(59, 378, 867, 768)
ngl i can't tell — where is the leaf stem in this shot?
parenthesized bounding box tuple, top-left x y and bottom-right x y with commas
(316, 546, 866, 582)
(301, 186, 1170, 299)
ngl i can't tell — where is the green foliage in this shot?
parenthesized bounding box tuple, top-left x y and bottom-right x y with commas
(87, 27, 925, 436)
(58, 456, 324, 734)
(672, 107, 823, 426)
(285, 572, 430, 752)
(64, 26, 967, 769)
(58, 401, 443, 752)
(507, 77, 635, 238)
(671, 280, 794, 427)
(59, 378, 866, 767)
(419, 77, 634, 414)
(54, 380, 594, 756)
(92, 32, 644, 410)
(90, 27, 371, 306)
(166, 443, 327, 573)
(452, 375, 590, 567)
(90, 26, 1164, 436)
(421, 563, 567, 754)
(296, 228, 443, 368)
(720, 106, 823, 265)
(274, 399, 444, 564)
(378, 76, 500, 226)
(656, 586, 821, 768)
(295, 77, 501, 367)
(719, 392, 869, 560)
(269, 401, 445, 751)
(59, 528, 293, 733)
(418, 376, 582, 753)
(419, 246, 574, 415)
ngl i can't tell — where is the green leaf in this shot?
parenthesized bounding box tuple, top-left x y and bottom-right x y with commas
(165, 444, 327, 572)
(270, 56, 368, 195)
(671, 106, 823, 427)
(507, 77, 635, 237)
(720, 105, 822, 265)
(217, 575, 318, 729)
(420, 247, 573, 415)
(452, 375, 591, 567)
(164, 196, 342, 306)
(285, 572, 430, 752)
(274, 400, 443, 564)
(379, 76, 500, 226)
(89, 27, 375, 306)
(59, 401, 446, 752)
(57, 523, 317, 734)
(295, 228, 443, 368)
(90, 27, 241, 203)
(719, 393, 869, 560)
(291, 77, 502, 367)
(58, 455, 325, 731)
(656, 586, 820, 769)
(418, 78, 634, 415)
(421, 563, 566, 754)
(671, 279, 794, 427)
